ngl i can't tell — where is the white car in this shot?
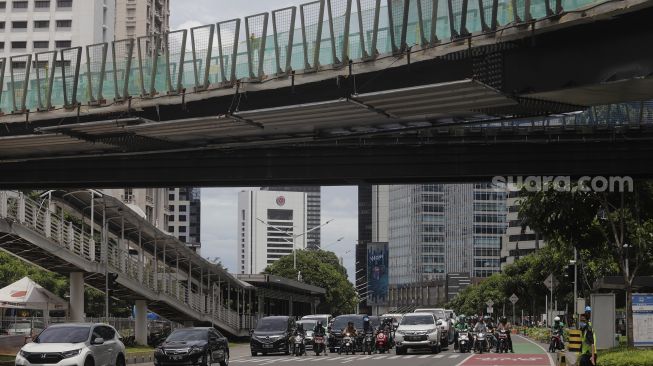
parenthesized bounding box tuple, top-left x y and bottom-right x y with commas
(15, 323, 126, 366)
(394, 313, 441, 355)
(414, 308, 453, 347)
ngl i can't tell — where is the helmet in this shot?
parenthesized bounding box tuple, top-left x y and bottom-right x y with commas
(500, 316, 507, 323)
(585, 306, 592, 313)
(317, 320, 323, 327)
(554, 316, 561, 322)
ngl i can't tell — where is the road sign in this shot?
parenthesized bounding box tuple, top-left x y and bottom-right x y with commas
(510, 293, 519, 304)
(486, 299, 494, 307)
(544, 274, 558, 290)
(487, 307, 493, 314)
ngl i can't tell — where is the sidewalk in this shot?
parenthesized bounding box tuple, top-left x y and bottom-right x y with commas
(565, 351, 578, 365)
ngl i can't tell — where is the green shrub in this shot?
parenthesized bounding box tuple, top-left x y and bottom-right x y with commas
(597, 347, 653, 366)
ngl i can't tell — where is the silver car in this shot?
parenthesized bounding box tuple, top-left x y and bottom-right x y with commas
(15, 323, 126, 366)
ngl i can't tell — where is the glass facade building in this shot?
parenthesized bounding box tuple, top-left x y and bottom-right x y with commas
(388, 183, 507, 285)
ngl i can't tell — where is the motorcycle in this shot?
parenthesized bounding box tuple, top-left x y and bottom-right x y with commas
(339, 333, 355, 355)
(457, 331, 471, 353)
(474, 332, 487, 354)
(375, 331, 390, 354)
(486, 329, 496, 351)
(497, 329, 510, 353)
(549, 330, 564, 353)
(314, 334, 326, 356)
(362, 332, 375, 355)
(292, 333, 305, 356)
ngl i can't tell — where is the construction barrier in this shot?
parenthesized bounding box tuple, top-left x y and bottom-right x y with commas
(556, 351, 568, 366)
(568, 329, 582, 352)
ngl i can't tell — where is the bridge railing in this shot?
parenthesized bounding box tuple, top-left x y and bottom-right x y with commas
(0, 0, 608, 115)
(0, 192, 249, 333)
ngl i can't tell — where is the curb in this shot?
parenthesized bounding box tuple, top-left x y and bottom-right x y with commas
(126, 352, 154, 365)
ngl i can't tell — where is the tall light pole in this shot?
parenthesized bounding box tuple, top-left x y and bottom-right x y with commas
(571, 248, 578, 328)
(256, 218, 333, 280)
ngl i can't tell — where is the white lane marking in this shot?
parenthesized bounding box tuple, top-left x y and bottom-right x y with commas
(339, 356, 357, 364)
(433, 354, 445, 358)
(455, 353, 475, 366)
(449, 354, 460, 358)
(372, 355, 386, 359)
(516, 335, 556, 366)
(388, 355, 401, 359)
(418, 355, 431, 358)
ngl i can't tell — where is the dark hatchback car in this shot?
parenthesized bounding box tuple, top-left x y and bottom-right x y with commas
(250, 316, 295, 356)
(154, 327, 229, 366)
(328, 315, 380, 352)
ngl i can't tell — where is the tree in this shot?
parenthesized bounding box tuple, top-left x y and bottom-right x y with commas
(519, 181, 653, 347)
(263, 250, 357, 315)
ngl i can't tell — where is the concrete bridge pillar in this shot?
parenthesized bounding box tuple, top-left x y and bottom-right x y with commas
(69, 272, 85, 322)
(0, 191, 7, 218)
(135, 300, 148, 346)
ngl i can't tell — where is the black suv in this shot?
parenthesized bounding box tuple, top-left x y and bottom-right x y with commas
(328, 315, 380, 353)
(250, 316, 295, 356)
(154, 327, 229, 366)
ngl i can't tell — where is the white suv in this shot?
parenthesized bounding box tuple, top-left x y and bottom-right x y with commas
(15, 323, 126, 366)
(394, 313, 441, 355)
(414, 308, 453, 348)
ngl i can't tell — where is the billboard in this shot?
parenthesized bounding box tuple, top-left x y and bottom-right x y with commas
(367, 242, 388, 306)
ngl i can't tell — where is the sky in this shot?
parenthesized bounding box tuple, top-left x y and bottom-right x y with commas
(169, 0, 360, 283)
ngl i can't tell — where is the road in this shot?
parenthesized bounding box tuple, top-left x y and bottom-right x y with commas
(227, 335, 555, 366)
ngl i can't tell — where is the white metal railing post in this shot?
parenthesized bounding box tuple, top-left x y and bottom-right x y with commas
(0, 191, 7, 218)
(68, 222, 74, 251)
(44, 204, 52, 238)
(138, 229, 143, 284)
(17, 192, 25, 223)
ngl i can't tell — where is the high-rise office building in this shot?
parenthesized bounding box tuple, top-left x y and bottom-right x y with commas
(261, 186, 320, 249)
(167, 187, 201, 253)
(501, 189, 544, 268)
(387, 183, 507, 286)
(238, 190, 307, 275)
(0, 0, 115, 61)
(114, 0, 169, 40)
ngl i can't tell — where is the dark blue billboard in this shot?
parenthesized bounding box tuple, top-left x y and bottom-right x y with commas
(367, 242, 389, 306)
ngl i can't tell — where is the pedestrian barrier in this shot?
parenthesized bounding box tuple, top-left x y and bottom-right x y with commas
(568, 329, 582, 352)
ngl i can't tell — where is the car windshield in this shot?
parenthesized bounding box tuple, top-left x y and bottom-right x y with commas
(332, 316, 362, 331)
(401, 315, 434, 326)
(255, 318, 287, 332)
(297, 320, 317, 329)
(35, 326, 90, 343)
(167, 329, 208, 342)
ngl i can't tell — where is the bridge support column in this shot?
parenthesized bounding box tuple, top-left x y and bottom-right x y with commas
(288, 296, 293, 317)
(69, 272, 85, 322)
(0, 191, 7, 218)
(135, 300, 148, 346)
(258, 296, 264, 317)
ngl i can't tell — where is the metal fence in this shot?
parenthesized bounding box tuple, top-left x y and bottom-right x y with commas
(0, 0, 608, 114)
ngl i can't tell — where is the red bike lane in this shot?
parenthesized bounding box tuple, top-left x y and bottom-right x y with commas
(459, 354, 551, 366)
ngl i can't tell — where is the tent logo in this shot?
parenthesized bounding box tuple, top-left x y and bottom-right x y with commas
(11, 291, 26, 298)
(276, 196, 286, 206)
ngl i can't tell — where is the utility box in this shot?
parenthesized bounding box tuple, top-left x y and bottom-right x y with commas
(590, 293, 617, 350)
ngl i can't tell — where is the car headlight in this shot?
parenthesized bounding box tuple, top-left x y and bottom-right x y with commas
(395, 330, 404, 335)
(429, 329, 439, 335)
(61, 349, 82, 359)
(189, 347, 204, 354)
(19, 350, 29, 358)
(154, 348, 164, 355)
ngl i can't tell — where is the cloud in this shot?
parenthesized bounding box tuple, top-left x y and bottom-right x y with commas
(175, 20, 204, 31)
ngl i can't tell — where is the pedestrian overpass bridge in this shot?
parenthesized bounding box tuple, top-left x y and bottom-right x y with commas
(0, 190, 325, 342)
(1, 0, 653, 187)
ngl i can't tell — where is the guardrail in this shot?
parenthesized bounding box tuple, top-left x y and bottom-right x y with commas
(0, 0, 606, 115)
(0, 192, 250, 334)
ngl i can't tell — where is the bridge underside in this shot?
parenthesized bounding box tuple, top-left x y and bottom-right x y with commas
(1, 2, 653, 187)
(1, 129, 653, 188)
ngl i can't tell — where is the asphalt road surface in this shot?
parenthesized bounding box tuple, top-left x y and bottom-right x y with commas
(227, 335, 555, 366)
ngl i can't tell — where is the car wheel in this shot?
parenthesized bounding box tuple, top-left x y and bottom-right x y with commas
(115, 354, 125, 366)
(285, 344, 290, 356)
(219, 351, 229, 366)
(251, 351, 257, 357)
(84, 357, 94, 366)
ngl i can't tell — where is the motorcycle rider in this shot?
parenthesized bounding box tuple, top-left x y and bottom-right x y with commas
(473, 316, 487, 352)
(454, 315, 469, 351)
(495, 316, 514, 353)
(293, 323, 306, 355)
(341, 321, 358, 354)
(312, 321, 326, 355)
(552, 316, 565, 349)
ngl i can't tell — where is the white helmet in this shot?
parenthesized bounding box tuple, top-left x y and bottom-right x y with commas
(554, 316, 561, 322)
